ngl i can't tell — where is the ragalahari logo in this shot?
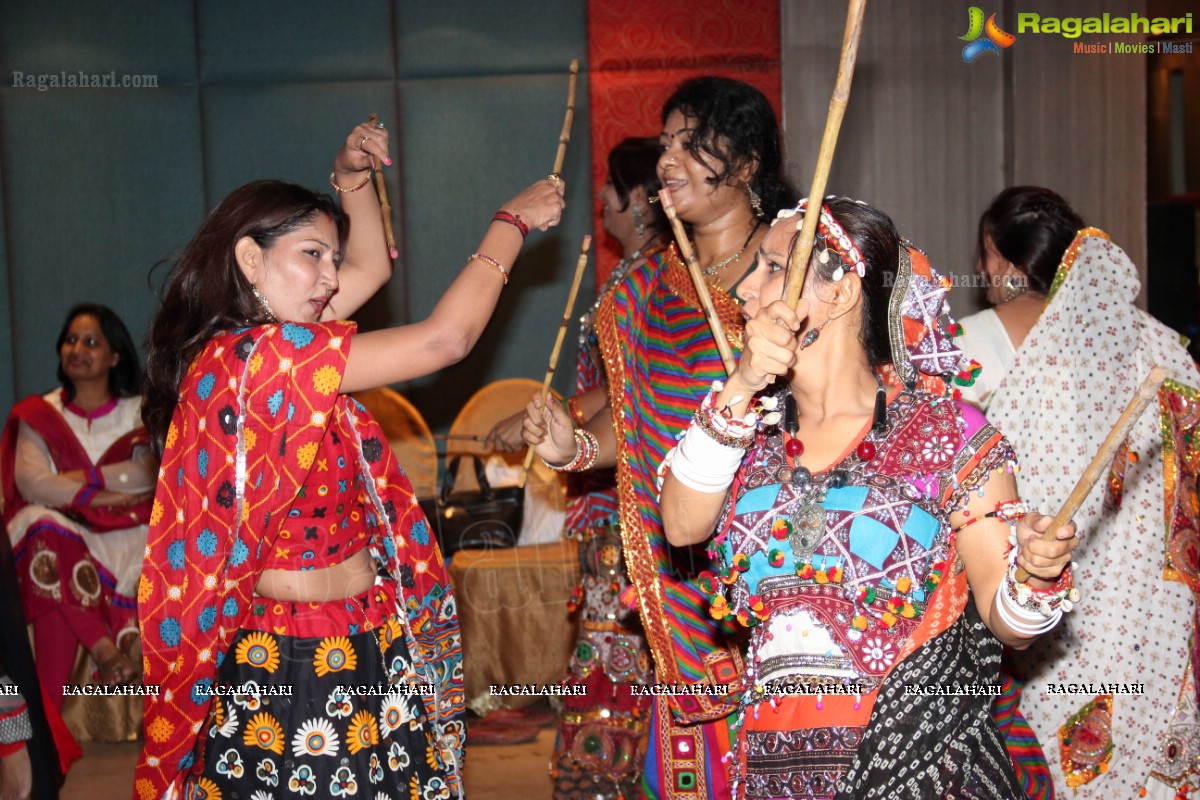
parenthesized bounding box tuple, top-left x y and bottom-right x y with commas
(960, 7, 1016, 62)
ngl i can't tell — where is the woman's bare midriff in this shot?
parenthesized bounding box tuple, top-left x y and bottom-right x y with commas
(255, 548, 377, 602)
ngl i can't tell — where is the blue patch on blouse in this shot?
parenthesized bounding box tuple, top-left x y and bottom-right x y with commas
(197, 448, 209, 479)
(735, 485, 781, 515)
(167, 540, 186, 570)
(176, 467, 184, 487)
(410, 519, 430, 546)
(287, 402, 295, 422)
(824, 485, 870, 513)
(190, 679, 212, 705)
(198, 605, 217, 633)
(902, 506, 939, 550)
(848, 515, 901, 570)
(222, 598, 239, 617)
(281, 323, 315, 348)
(159, 617, 181, 647)
(267, 389, 284, 416)
(196, 529, 218, 557)
(196, 372, 216, 401)
(231, 538, 249, 567)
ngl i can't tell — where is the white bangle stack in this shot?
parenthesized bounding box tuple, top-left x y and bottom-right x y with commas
(994, 577, 1062, 636)
(659, 383, 756, 494)
(661, 425, 748, 493)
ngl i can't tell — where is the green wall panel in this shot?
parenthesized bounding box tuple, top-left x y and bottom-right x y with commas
(397, 0, 585, 78)
(0, 86, 205, 399)
(0, 0, 590, 435)
(0, 156, 11, 409)
(396, 73, 592, 428)
(0, 0, 197, 83)
(198, 0, 396, 82)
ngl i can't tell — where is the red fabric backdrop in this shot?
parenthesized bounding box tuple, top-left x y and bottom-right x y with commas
(587, 0, 782, 283)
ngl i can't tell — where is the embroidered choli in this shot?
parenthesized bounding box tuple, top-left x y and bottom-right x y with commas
(705, 390, 1014, 701)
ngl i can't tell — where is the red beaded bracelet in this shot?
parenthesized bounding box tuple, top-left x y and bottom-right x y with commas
(493, 210, 529, 238)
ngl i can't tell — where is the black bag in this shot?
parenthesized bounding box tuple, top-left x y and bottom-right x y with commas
(418, 456, 522, 556)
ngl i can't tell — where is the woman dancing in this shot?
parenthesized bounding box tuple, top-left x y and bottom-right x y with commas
(658, 197, 1079, 799)
(135, 120, 564, 799)
(522, 76, 798, 799)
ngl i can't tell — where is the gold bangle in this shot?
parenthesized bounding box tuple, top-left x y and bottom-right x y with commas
(329, 170, 372, 193)
(469, 252, 509, 285)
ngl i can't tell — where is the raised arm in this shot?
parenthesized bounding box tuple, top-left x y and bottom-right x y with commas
(953, 471, 1079, 650)
(340, 179, 565, 393)
(660, 299, 802, 547)
(322, 121, 395, 321)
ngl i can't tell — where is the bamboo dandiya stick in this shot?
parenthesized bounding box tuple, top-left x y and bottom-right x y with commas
(519, 235, 593, 488)
(432, 433, 488, 442)
(782, 0, 868, 309)
(551, 60, 580, 179)
(1013, 365, 1169, 582)
(658, 187, 737, 376)
(367, 113, 398, 260)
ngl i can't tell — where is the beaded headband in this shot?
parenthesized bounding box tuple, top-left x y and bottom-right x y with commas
(773, 198, 866, 280)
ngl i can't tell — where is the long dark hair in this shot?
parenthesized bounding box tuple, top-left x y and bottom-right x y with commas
(977, 186, 1085, 294)
(607, 137, 668, 238)
(661, 76, 799, 219)
(56, 303, 142, 402)
(788, 198, 902, 368)
(142, 180, 347, 455)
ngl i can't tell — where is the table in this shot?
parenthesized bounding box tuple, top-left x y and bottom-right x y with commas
(448, 539, 580, 714)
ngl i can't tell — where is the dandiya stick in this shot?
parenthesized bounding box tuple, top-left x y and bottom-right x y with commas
(782, 0, 868, 308)
(658, 187, 736, 376)
(1013, 365, 1169, 582)
(519, 235, 593, 488)
(551, 60, 580, 178)
(367, 113, 398, 260)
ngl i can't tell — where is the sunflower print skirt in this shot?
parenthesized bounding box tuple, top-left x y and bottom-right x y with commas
(184, 579, 449, 800)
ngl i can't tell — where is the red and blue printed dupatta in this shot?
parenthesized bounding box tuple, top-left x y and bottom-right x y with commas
(134, 322, 462, 800)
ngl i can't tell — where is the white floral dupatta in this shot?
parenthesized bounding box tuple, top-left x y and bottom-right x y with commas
(987, 229, 1200, 798)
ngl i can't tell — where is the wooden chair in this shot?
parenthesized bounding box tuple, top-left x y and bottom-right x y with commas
(445, 378, 563, 493)
(351, 387, 438, 498)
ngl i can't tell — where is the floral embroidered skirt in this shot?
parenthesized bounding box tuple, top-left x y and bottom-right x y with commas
(184, 579, 448, 800)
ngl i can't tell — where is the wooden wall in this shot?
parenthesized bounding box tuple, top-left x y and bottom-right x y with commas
(781, 0, 1149, 314)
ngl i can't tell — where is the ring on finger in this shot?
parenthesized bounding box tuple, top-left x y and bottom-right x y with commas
(375, 121, 386, 130)
(359, 134, 369, 149)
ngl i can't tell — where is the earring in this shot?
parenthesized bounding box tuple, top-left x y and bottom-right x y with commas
(632, 203, 645, 239)
(748, 186, 764, 218)
(1000, 272, 1027, 303)
(251, 285, 278, 323)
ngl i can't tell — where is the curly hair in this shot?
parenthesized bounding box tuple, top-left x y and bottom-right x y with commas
(661, 76, 799, 219)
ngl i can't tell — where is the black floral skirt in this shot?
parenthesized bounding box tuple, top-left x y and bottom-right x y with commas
(183, 579, 454, 800)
